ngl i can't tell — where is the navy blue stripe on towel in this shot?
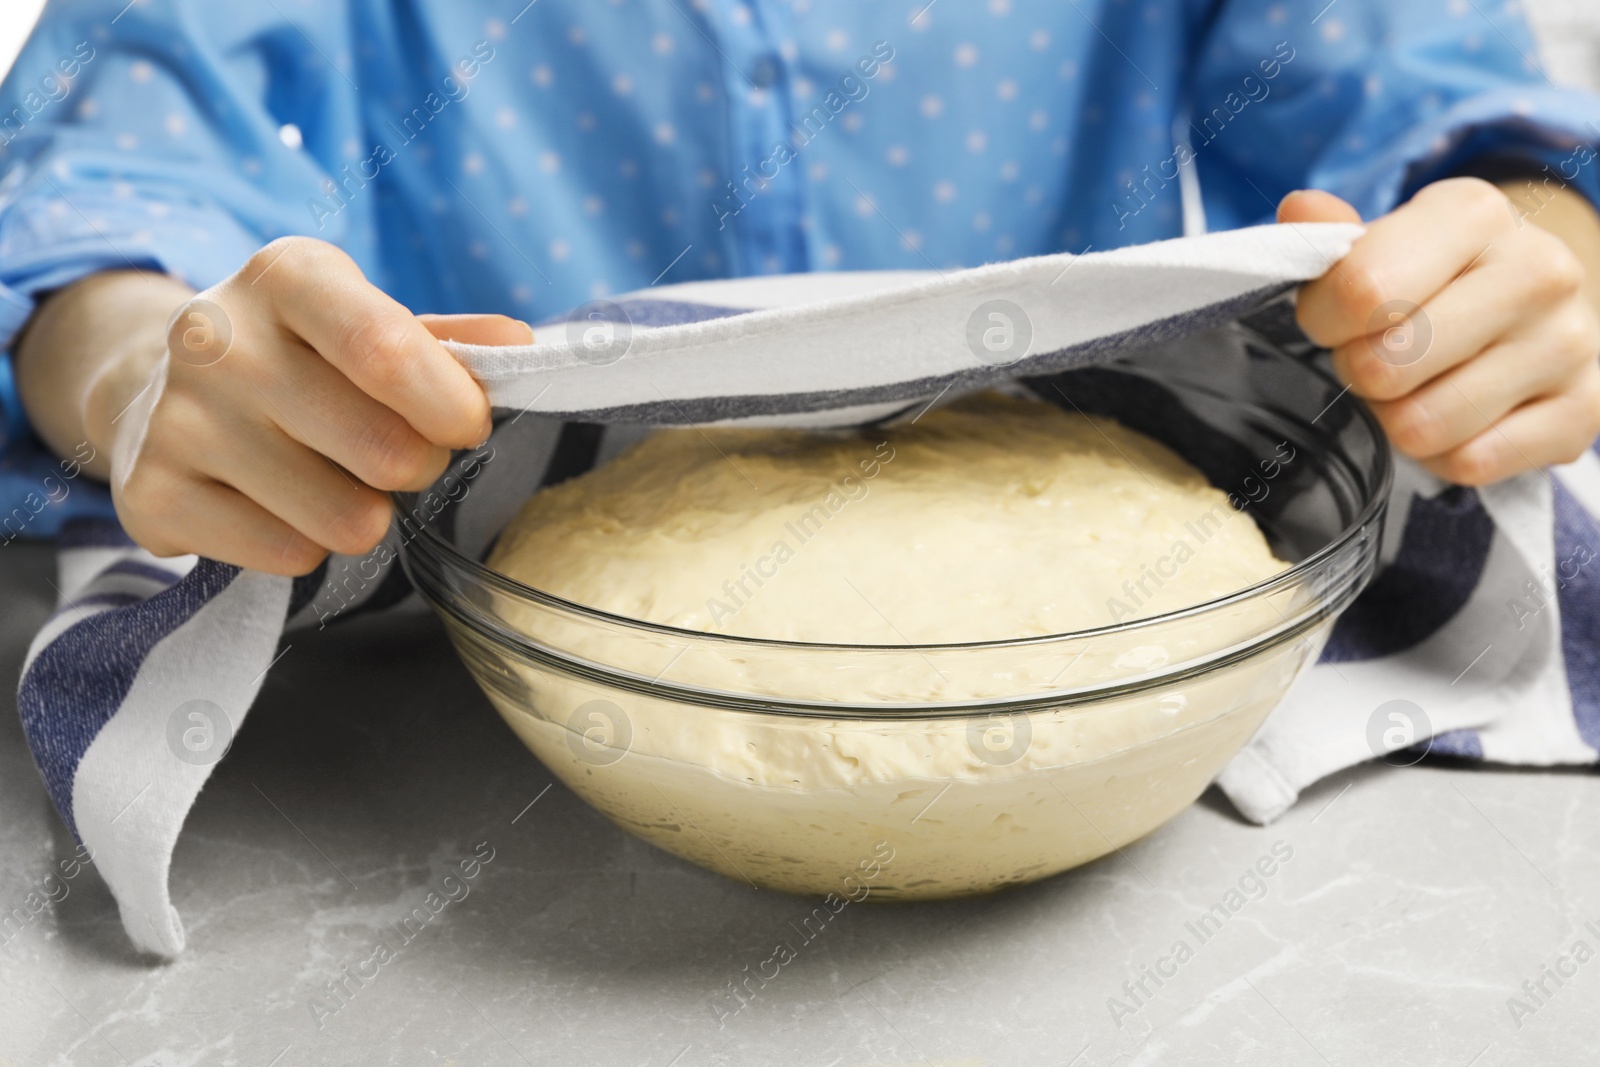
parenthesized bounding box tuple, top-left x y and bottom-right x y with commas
(1322, 486, 1495, 663)
(1422, 728, 1484, 760)
(17, 559, 241, 837)
(1556, 479, 1600, 750)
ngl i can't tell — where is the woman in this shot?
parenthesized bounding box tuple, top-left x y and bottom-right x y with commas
(1, 0, 1598, 574)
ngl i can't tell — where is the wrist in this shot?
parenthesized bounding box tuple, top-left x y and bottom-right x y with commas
(1491, 177, 1600, 318)
(80, 337, 165, 479)
(15, 270, 193, 481)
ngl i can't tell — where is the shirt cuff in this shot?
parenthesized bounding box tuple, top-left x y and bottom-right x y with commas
(1313, 83, 1600, 219)
(0, 342, 28, 456)
(0, 179, 265, 351)
(0, 181, 263, 532)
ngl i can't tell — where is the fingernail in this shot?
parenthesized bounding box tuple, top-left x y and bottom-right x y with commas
(517, 319, 535, 344)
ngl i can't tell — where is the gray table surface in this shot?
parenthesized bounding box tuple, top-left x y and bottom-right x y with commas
(1, 539, 1597, 1067)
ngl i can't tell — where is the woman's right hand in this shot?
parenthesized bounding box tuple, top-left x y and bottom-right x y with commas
(30, 237, 531, 575)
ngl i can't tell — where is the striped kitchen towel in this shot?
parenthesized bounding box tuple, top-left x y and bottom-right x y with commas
(16, 220, 1600, 957)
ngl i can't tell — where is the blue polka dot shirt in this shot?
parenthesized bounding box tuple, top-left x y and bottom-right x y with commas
(1, 0, 1598, 533)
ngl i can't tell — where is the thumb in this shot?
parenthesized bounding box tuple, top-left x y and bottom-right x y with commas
(1276, 188, 1363, 225)
(417, 313, 535, 346)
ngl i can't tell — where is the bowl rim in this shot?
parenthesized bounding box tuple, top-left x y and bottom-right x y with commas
(396, 323, 1394, 655)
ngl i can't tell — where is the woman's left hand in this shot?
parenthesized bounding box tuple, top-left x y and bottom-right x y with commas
(1282, 177, 1600, 486)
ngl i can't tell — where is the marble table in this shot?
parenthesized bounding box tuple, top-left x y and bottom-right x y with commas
(2, 538, 1597, 1067)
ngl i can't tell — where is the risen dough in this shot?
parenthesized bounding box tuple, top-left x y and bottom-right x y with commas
(475, 392, 1311, 898)
(489, 391, 1286, 646)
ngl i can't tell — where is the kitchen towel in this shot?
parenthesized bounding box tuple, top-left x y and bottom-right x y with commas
(17, 220, 1600, 957)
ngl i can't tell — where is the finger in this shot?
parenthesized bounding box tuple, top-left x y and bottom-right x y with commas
(118, 473, 327, 576)
(252, 239, 492, 448)
(1297, 178, 1513, 349)
(1329, 250, 1568, 402)
(418, 313, 535, 346)
(197, 420, 393, 557)
(254, 342, 450, 492)
(1276, 189, 1363, 225)
(1420, 380, 1600, 485)
(1370, 324, 1587, 459)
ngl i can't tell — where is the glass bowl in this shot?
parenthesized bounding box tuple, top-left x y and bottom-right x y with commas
(397, 321, 1391, 900)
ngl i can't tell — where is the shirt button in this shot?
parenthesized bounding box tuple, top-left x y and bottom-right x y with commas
(749, 56, 779, 89)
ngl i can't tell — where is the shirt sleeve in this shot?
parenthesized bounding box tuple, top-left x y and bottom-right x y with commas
(1185, 0, 1600, 230)
(0, 0, 374, 538)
